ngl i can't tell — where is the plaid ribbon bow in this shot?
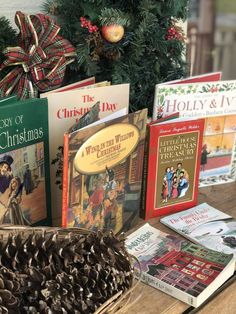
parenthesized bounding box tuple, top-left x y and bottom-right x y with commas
(0, 11, 76, 99)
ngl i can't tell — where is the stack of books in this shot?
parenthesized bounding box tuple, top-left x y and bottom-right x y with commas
(1, 71, 236, 309)
(126, 72, 236, 308)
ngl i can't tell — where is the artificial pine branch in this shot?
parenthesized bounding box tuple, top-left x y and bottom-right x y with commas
(0, 17, 18, 80)
(42, 0, 189, 115)
(99, 8, 130, 26)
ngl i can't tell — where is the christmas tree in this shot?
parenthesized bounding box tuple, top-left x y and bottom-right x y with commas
(44, 0, 189, 114)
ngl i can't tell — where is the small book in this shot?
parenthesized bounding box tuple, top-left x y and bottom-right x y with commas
(152, 74, 236, 187)
(161, 203, 236, 258)
(142, 117, 205, 219)
(0, 97, 51, 226)
(125, 223, 235, 308)
(40, 81, 130, 225)
(62, 106, 147, 233)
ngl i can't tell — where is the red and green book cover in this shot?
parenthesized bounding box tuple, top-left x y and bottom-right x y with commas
(41, 81, 129, 226)
(143, 118, 205, 219)
(0, 97, 51, 226)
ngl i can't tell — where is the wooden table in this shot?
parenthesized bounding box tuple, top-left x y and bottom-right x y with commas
(128, 182, 236, 314)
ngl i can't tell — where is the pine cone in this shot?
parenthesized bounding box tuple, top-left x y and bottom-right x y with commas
(0, 228, 133, 313)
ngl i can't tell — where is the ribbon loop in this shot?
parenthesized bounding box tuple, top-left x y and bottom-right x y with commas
(0, 11, 76, 99)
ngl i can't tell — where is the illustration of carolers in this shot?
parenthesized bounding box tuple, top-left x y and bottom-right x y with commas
(0, 155, 30, 225)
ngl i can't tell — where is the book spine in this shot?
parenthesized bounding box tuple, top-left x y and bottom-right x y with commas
(62, 133, 69, 227)
(140, 128, 150, 219)
(152, 86, 158, 120)
(134, 269, 197, 307)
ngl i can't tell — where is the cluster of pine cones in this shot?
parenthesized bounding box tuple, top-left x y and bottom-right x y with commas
(0, 227, 133, 313)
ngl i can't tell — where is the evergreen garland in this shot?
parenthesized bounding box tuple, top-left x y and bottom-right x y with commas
(0, 1, 189, 115)
(0, 17, 17, 80)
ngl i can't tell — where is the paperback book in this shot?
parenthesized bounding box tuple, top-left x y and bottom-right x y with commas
(41, 81, 130, 225)
(62, 107, 147, 233)
(161, 203, 236, 258)
(126, 223, 234, 307)
(0, 97, 51, 226)
(142, 117, 205, 219)
(153, 77, 236, 187)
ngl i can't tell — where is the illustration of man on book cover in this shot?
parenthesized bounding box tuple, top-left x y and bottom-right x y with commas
(65, 109, 147, 233)
(156, 131, 198, 209)
(161, 163, 190, 203)
(0, 144, 47, 225)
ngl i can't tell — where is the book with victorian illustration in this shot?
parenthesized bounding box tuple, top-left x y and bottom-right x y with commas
(62, 104, 147, 233)
(142, 117, 205, 219)
(0, 97, 51, 226)
(40, 80, 130, 225)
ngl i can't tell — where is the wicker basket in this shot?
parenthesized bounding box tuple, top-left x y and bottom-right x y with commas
(0, 225, 141, 313)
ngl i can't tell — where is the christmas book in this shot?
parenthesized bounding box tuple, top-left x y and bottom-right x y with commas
(62, 107, 147, 233)
(161, 203, 236, 259)
(41, 82, 130, 225)
(125, 223, 235, 308)
(142, 117, 205, 219)
(153, 77, 236, 187)
(0, 97, 51, 226)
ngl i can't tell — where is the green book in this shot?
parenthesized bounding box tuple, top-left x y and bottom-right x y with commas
(0, 95, 17, 105)
(0, 97, 51, 226)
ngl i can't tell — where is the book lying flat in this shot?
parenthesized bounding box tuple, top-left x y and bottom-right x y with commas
(161, 203, 236, 259)
(125, 223, 234, 308)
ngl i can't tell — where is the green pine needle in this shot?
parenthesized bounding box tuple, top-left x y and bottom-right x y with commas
(99, 8, 130, 26)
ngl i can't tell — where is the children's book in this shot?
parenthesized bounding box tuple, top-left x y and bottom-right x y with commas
(62, 107, 147, 233)
(161, 203, 236, 258)
(153, 77, 236, 187)
(41, 82, 130, 225)
(142, 117, 205, 219)
(0, 97, 51, 226)
(126, 223, 234, 308)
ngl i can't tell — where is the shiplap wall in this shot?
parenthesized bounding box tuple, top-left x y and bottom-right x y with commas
(0, 0, 44, 27)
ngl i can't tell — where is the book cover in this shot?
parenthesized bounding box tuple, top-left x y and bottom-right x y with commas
(0, 98, 51, 226)
(0, 95, 18, 106)
(156, 72, 221, 88)
(62, 109, 147, 233)
(143, 118, 205, 219)
(153, 80, 236, 187)
(161, 203, 236, 258)
(125, 223, 235, 308)
(41, 83, 130, 225)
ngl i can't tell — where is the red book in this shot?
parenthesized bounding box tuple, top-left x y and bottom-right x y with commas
(143, 118, 205, 219)
(160, 72, 222, 86)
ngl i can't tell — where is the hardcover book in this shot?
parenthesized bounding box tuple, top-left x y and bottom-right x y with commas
(153, 78, 236, 187)
(62, 108, 147, 233)
(161, 203, 236, 258)
(41, 82, 130, 225)
(143, 118, 205, 219)
(0, 98, 51, 226)
(125, 223, 234, 308)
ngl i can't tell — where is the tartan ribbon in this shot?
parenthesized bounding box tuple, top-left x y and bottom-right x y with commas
(0, 11, 76, 99)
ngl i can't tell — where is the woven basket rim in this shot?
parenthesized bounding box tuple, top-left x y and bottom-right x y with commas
(0, 224, 142, 314)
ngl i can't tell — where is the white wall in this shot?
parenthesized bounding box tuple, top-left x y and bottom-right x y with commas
(0, 0, 45, 27)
